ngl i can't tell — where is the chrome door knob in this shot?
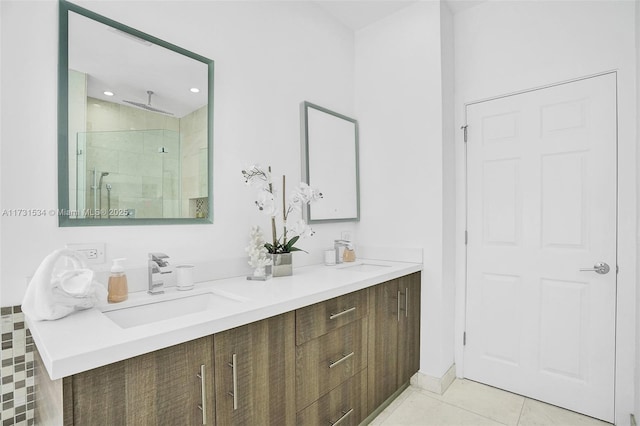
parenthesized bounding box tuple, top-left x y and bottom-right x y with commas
(579, 262, 610, 275)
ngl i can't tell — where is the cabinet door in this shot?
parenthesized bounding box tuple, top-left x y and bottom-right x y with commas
(397, 272, 421, 385)
(367, 279, 399, 412)
(67, 361, 127, 425)
(68, 336, 214, 426)
(214, 312, 295, 425)
(126, 336, 215, 425)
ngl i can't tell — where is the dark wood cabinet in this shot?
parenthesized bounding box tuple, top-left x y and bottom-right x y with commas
(295, 288, 369, 345)
(63, 336, 214, 426)
(367, 278, 400, 410)
(296, 369, 368, 426)
(296, 318, 368, 411)
(35, 272, 421, 426)
(397, 273, 421, 385)
(213, 312, 296, 425)
(295, 288, 370, 425)
(368, 272, 421, 412)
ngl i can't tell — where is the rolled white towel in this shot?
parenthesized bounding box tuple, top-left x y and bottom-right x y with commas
(22, 249, 107, 321)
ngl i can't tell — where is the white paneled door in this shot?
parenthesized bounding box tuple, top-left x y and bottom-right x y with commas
(464, 73, 617, 422)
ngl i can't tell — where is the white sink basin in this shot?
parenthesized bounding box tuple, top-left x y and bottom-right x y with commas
(338, 263, 391, 272)
(102, 291, 243, 329)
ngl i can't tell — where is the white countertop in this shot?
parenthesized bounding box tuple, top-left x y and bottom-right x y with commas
(27, 259, 421, 380)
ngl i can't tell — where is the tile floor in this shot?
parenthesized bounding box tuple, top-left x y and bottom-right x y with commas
(370, 379, 613, 426)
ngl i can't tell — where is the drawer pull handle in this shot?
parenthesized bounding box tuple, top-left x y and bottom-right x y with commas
(329, 306, 356, 320)
(329, 351, 354, 369)
(227, 353, 238, 410)
(330, 408, 354, 425)
(196, 364, 207, 424)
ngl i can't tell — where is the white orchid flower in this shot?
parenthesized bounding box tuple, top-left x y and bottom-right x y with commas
(254, 190, 277, 216)
(299, 182, 323, 203)
(287, 219, 315, 238)
(242, 164, 271, 189)
(288, 182, 323, 210)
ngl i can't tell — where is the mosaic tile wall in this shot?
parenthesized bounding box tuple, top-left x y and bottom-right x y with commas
(1, 306, 35, 426)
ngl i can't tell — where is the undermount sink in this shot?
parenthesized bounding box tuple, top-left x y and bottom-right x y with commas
(102, 291, 243, 329)
(338, 262, 391, 272)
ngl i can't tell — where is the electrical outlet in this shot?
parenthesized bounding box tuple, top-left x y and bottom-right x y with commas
(66, 243, 105, 264)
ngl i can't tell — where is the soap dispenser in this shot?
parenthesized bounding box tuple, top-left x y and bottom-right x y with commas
(343, 242, 356, 262)
(108, 258, 128, 303)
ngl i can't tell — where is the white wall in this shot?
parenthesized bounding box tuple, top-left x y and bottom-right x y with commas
(636, 0, 640, 422)
(0, 0, 3, 305)
(0, 0, 358, 305)
(355, 1, 455, 378)
(454, 1, 637, 423)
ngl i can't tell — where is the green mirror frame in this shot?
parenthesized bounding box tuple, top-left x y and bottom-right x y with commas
(58, 0, 214, 226)
(301, 101, 360, 223)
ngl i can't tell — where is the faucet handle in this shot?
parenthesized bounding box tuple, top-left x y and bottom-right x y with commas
(149, 252, 170, 266)
(149, 252, 169, 260)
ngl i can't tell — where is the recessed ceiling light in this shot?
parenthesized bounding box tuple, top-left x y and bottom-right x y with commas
(103, 91, 114, 96)
(190, 88, 200, 93)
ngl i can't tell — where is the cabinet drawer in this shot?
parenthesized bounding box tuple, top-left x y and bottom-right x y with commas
(296, 318, 368, 411)
(296, 288, 368, 345)
(296, 368, 368, 426)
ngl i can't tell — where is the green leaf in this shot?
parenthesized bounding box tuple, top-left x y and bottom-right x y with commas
(285, 236, 300, 251)
(290, 247, 308, 254)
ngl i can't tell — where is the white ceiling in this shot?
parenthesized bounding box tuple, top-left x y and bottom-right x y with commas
(313, 1, 418, 31)
(314, 0, 486, 30)
(69, 11, 209, 118)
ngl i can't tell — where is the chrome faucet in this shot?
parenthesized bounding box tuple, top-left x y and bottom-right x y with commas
(334, 240, 350, 264)
(148, 252, 171, 295)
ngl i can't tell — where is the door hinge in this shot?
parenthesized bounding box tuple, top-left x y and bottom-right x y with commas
(461, 125, 468, 143)
(464, 230, 468, 245)
(616, 264, 619, 274)
(463, 332, 467, 346)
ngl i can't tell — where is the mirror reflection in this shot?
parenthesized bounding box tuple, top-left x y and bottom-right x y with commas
(302, 102, 360, 223)
(60, 2, 213, 225)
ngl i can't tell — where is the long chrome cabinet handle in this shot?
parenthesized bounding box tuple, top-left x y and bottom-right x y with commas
(330, 408, 354, 425)
(329, 306, 356, 320)
(227, 353, 238, 410)
(196, 364, 207, 425)
(405, 287, 409, 318)
(329, 351, 354, 369)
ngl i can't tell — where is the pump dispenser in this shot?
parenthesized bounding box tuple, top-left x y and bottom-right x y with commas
(108, 258, 128, 303)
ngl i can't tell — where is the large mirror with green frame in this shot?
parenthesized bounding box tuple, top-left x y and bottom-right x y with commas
(58, 0, 214, 226)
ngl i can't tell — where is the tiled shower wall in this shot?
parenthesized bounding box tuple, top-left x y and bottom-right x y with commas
(1, 306, 35, 426)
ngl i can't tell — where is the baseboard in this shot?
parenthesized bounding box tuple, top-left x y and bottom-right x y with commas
(410, 364, 456, 395)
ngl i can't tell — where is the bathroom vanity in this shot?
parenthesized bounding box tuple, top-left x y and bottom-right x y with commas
(30, 260, 421, 425)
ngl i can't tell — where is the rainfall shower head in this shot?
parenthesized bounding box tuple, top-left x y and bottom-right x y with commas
(123, 90, 174, 115)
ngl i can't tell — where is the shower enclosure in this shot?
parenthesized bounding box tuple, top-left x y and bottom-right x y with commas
(75, 129, 181, 219)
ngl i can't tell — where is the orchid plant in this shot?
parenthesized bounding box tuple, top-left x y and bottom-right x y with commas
(242, 164, 322, 254)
